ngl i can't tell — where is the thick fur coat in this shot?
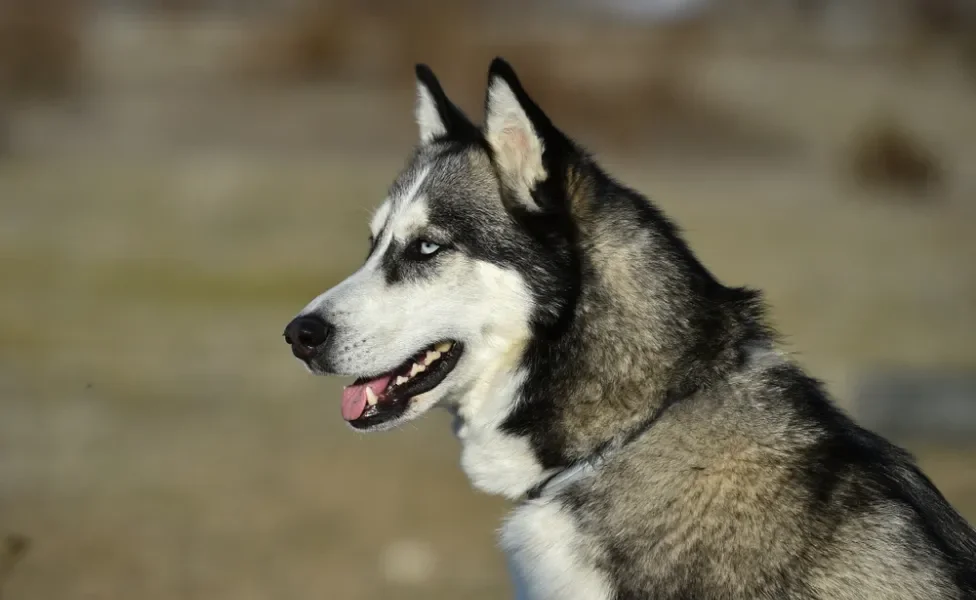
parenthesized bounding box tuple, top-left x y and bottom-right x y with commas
(285, 59, 976, 599)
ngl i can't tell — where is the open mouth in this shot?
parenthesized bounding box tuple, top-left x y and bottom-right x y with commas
(341, 341, 463, 430)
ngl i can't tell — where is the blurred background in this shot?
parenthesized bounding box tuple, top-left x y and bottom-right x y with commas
(1, 0, 975, 598)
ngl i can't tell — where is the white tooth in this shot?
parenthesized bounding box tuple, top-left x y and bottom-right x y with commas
(424, 351, 441, 365)
(365, 387, 378, 405)
(409, 362, 426, 377)
(396, 376, 408, 386)
(435, 342, 452, 353)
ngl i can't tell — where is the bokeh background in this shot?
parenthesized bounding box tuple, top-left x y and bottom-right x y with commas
(1, 0, 975, 598)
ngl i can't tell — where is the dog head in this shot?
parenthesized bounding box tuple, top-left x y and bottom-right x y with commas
(285, 59, 579, 433)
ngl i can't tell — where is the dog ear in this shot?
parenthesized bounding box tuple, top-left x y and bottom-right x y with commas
(484, 58, 570, 211)
(415, 64, 479, 145)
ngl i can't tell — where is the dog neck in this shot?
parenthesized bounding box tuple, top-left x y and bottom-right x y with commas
(523, 402, 669, 501)
(452, 292, 766, 501)
(501, 164, 773, 480)
(454, 163, 772, 500)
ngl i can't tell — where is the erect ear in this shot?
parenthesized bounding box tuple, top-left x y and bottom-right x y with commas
(484, 58, 567, 211)
(414, 64, 480, 145)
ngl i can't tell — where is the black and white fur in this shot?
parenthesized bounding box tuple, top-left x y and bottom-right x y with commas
(287, 59, 976, 599)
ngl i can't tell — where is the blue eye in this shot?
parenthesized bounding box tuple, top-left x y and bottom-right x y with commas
(419, 240, 440, 255)
(408, 239, 445, 261)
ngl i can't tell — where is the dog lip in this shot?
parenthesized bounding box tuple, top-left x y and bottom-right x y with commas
(347, 341, 463, 430)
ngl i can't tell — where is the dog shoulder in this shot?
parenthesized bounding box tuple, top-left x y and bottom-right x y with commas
(811, 430, 976, 597)
(770, 365, 976, 597)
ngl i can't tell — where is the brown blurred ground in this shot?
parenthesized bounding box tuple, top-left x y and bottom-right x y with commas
(1, 3, 975, 599)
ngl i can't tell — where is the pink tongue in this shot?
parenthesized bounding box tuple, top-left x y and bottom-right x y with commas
(341, 375, 392, 421)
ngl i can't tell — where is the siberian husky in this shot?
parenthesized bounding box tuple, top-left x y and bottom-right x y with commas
(284, 58, 976, 599)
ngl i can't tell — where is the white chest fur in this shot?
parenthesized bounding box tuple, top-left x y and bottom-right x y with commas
(500, 499, 615, 600)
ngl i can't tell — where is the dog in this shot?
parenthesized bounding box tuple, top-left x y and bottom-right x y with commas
(283, 58, 976, 599)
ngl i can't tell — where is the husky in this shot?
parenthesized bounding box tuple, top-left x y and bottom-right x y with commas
(283, 58, 976, 599)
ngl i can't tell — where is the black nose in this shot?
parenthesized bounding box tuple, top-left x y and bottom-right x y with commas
(283, 315, 332, 360)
